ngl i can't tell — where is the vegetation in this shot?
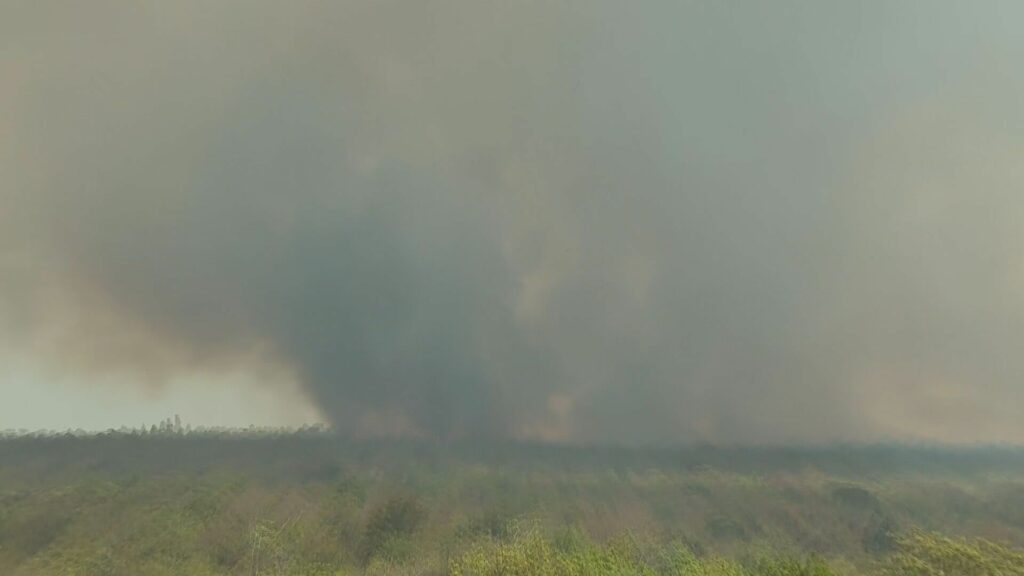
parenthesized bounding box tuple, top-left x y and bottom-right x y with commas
(2, 429, 1024, 575)
(884, 531, 1024, 576)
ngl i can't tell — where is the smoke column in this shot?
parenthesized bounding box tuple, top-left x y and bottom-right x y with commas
(3, 1, 1024, 444)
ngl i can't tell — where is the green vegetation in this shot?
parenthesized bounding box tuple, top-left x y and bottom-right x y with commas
(884, 531, 1024, 576)
(449, 526, 831, 576)
(451, 530, 1024, 576)
(2, 431, 1024, 575)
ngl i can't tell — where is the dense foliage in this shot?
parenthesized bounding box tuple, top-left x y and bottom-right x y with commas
(1, 431, 1023, 575)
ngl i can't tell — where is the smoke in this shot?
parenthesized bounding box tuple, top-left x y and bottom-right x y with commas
(3, 1, 1024, 444)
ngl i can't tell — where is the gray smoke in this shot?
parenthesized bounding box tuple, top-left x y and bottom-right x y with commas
(3, 1, 1024, 444)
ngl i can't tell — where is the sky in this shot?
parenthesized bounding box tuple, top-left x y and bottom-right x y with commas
(2, 1, 1023, 444)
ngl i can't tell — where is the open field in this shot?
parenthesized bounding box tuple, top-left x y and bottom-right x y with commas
(3, 431, 1024, 575)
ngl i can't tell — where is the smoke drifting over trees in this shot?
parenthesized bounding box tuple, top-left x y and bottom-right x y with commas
(3, 1, 1024, 444)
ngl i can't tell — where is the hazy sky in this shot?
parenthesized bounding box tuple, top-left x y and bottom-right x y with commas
(2, 1, 1023, 444)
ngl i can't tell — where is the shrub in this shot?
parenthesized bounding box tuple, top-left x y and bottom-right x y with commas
(448, 527, 835, 576)
(360, 495, 426, 564)
(884, 530, 1024, 576)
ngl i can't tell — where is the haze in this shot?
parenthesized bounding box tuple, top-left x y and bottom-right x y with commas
(2, 1, 1023, 444)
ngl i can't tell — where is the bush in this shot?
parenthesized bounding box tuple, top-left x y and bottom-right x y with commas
(360, 495, 426, 564)
(884, 531, 1024, 576)
(448, 527, 836, 576)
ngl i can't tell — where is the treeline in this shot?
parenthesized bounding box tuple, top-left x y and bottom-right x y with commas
(4, 428, 1024, 480)
(0, 417, 330, 439)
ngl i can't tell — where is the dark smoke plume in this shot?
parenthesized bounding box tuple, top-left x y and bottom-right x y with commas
(3, 1, 1024, 443)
